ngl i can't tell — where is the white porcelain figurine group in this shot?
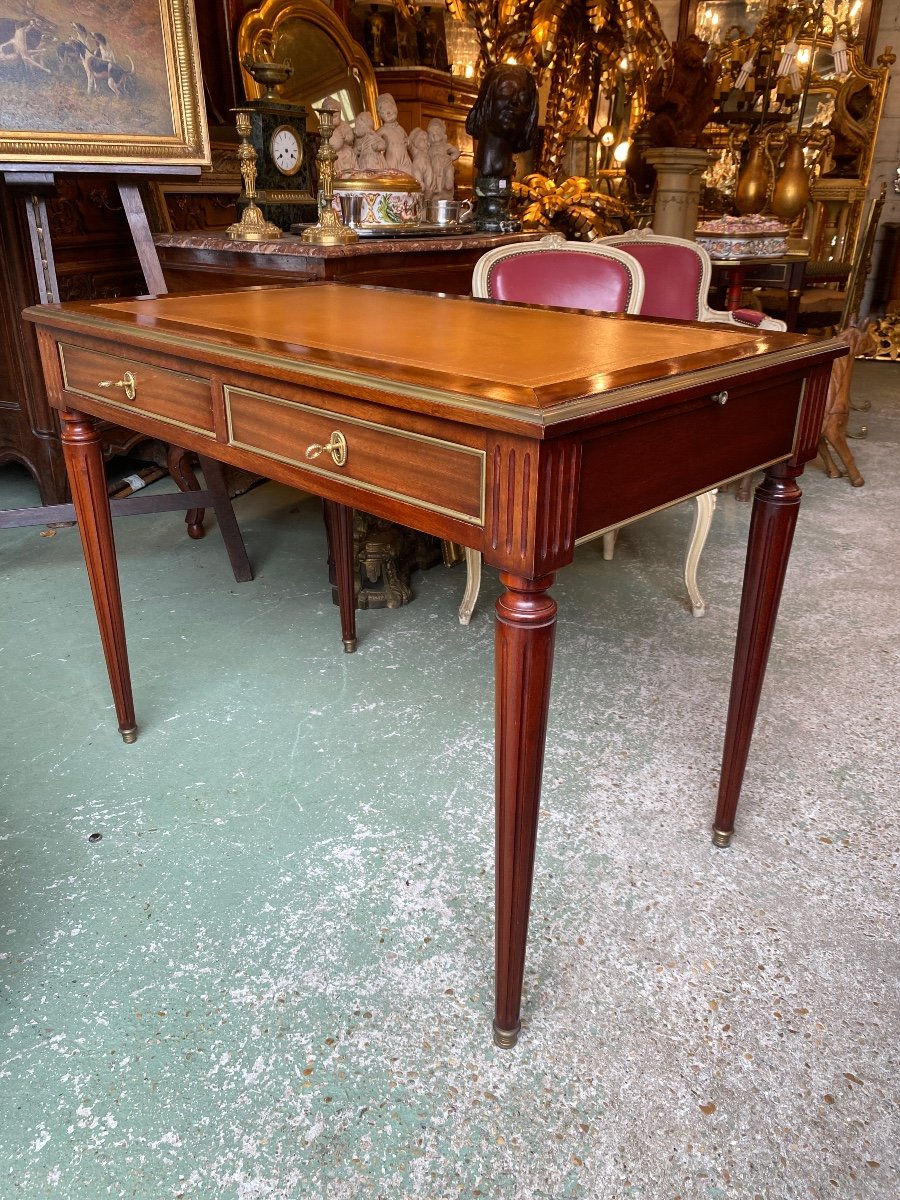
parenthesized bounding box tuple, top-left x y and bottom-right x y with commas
(330, 93, 472, 230)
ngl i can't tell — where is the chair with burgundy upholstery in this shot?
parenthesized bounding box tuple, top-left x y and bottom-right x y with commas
(471, 236, 645, 314)
(600, 228, 789, 333)
(459, 236, 712, 625)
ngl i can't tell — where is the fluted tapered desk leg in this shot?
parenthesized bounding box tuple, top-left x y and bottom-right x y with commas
(493, 572, 557, 1047)
(60, 408, 137, 743)
(713, 462, 804, 846)
(323, 500, 358, 653)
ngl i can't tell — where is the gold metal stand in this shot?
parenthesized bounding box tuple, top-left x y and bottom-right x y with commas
(227, 109, 283, 242)
(302, 100, 358, 246)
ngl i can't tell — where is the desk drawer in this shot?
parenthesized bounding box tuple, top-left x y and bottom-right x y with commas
(226, 385, 485, 525)
(576, 374, 803, 537)
(59, 344, 215, 437)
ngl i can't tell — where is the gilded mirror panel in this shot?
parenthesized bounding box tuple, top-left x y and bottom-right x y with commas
(238, 0, 379, 123)
(678, 0, 883, 63)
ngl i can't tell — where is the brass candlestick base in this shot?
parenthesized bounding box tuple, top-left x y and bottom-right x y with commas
(302, 100, 358, 246)
(227, 202, 283, 242)
(227, 108, 282, 242)
(300, 219, 359, 246)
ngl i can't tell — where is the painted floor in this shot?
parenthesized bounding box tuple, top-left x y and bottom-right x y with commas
(1, 363, 898, 1200)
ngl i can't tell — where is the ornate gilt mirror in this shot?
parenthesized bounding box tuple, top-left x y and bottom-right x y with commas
(708, 36, 889, 186)
(678, 0, 884, 64)
(237, 0, 379, 122)
(698, 22, 890, 267)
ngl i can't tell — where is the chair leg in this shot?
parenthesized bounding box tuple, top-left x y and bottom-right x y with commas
(196, 455, 254, 582)
(601, 529, 618, 560)
(684, 489, 717, 617)
(458, 546, 482, 625)
(166, 445, 205, 539)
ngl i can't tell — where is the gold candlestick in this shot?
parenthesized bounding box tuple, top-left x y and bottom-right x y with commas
(302, 100, 358, 246)
(227, 109, 283, 242)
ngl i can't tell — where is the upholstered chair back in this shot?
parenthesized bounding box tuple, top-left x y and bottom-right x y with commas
(472, 239, 645, 316)
(602, 230, 787, 332)
(605, 238, 706, 320)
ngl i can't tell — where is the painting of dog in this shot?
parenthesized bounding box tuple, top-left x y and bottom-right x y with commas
(0, 0, 208, 167)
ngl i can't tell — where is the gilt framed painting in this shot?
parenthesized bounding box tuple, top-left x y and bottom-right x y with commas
(0, 0, 209, 168)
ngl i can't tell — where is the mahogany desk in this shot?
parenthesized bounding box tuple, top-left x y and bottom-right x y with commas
(25, 284, 843, 1047)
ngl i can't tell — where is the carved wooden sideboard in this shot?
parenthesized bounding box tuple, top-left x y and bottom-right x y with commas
(154, 229, 542, 297)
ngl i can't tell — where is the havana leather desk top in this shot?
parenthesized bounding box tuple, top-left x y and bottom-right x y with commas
(25, 283, 844, 1047)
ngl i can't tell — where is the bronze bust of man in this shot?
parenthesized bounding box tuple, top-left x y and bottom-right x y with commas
(465, 63, 538, 230)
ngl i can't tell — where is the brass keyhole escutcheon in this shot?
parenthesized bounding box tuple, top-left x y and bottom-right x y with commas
(305, 430, 348, 467)
(99, 371, 137, 401)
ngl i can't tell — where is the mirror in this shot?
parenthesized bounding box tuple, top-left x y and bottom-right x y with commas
(237, 0, 379, 125)
(708, 38, 888, 184)
(678, 0, 883, 64)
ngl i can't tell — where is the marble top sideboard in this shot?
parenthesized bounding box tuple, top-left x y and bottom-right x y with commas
(154, 230, 544, 297)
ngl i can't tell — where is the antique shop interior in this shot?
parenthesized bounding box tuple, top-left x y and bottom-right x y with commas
(2, 0, 899, 1195)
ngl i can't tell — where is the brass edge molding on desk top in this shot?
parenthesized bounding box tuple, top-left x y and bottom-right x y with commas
(539, 337, 844, 426)
(37, 309, 844, 434)
(224, 384, 486, 528)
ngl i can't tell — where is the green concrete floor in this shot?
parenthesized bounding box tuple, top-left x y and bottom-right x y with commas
(1, 362, 898, 1199)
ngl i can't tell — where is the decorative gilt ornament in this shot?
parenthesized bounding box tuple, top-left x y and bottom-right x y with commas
(241, 53, 292, 102)
(770, 134, 810, 223)
(227, 109, 283, 242)
(449, 0, 671, 178)
(302, 100, 359, 246)
(512, 172, 633, 239)
(734, 135, 771, 215)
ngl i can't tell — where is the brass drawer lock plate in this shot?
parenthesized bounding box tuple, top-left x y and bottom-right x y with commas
(99, 370, 137, 401)
(305, 430, 348, 466)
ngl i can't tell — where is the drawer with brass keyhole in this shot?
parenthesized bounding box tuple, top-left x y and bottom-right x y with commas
(226, 385, 485, 526)
(59, 343, 215, 437)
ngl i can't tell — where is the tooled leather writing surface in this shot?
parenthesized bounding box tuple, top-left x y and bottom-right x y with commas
(95, 284, 787, 410)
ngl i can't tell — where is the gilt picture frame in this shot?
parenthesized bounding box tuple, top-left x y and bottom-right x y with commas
(0, 0, 209, 169)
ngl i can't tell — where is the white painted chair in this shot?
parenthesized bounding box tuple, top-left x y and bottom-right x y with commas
(599, 228, 789, 333)
(458, 237, 724, 625)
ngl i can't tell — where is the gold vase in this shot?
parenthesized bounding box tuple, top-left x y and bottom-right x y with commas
(770, 135, 810, 223)
(734, 137, 771, 215)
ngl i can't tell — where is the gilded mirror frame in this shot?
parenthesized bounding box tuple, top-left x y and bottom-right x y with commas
(678, 0, 884, 64)
(706, 38, 889, 186)
(237, 0, 378, 118)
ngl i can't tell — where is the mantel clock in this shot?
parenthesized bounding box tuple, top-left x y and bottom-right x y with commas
(238, 100, 320, 229)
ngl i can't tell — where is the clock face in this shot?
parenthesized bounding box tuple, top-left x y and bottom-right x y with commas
(270, 125, 302, 176)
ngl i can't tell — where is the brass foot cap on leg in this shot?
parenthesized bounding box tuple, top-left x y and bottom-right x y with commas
(492, 1020, 520, 1049)
(342, 638, 358, 654)
(712, 826, 733, 848)
(120, 726, 139, 744)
